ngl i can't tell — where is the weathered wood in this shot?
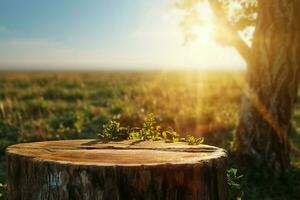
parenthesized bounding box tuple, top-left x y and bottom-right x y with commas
(6, 139, 227, 200)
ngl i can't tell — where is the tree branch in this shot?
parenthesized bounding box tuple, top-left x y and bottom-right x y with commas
(208, 0, 252, 64)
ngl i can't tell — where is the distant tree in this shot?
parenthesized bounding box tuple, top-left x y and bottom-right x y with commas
(176, 0, 300, 175)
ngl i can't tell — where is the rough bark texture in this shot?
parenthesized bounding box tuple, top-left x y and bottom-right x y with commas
(6, 139, 227, 200)
(236, 0, 300, 173)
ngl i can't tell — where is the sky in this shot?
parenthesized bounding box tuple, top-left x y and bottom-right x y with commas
(0, 0, 246, 70)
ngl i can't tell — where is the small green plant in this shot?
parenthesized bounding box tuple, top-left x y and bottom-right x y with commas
(185, 135, 204, 145)
(128, 129, 141, 140)
(139, 113, 162, 141)
(99, 120, 128, 140)
(162, 129, 179, 143)
(99, 113, 206, 145)
(0, 182, 7, 199)
(227, 168, 243, 200)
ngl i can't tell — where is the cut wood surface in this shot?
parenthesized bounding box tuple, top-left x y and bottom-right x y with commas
(6, 139, 228, 200)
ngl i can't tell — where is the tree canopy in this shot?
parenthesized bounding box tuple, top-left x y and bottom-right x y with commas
(175, 0, 258, 63)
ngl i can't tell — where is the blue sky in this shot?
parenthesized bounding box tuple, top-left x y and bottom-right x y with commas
(0, 0, 245, 70)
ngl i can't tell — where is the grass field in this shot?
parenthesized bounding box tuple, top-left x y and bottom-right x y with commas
(1, 71, 300, 199)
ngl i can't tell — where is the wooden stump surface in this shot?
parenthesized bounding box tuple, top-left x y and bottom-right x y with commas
(6, 139, 228, 200)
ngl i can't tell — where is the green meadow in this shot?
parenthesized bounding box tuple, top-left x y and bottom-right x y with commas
(1, 71, 300, 199)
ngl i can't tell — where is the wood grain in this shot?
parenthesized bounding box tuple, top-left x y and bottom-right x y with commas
(6, 140, 228, 200)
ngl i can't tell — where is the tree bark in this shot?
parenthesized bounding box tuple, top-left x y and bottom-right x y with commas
(236, 0, 300, 174)
(6, 139, 228, 200)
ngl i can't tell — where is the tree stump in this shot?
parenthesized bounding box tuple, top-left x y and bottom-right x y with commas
(6, 139, 228, 200)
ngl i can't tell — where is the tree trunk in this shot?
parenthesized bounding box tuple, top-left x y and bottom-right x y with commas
(6, 139, 228, 200)
(236, 0, 300, 174)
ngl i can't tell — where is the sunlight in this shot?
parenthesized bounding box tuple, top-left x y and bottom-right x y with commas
(198, 1, 214, 22)
(194, 1, 214, 43)
(167, 0, 245, 70)
(193, 26, 213, 43)
(227, 1, 242, 20)
(177, 0, 215, 45)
